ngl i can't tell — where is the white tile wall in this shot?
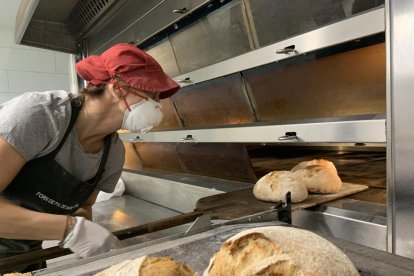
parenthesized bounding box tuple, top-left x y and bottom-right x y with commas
(0, 47, 56, 72)
(0, 70, 8, 92)
(0, 25, 74, 104)
(55, 53, 71, 75)
(8, 71, 71, 92)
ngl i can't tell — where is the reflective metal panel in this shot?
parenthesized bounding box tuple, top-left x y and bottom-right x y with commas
(86, 0, 161, 54)
(122, 171, 223, 213)
(176, 143, 257, 182)
(152, 98, 182, 131)
(293, 207, 386, 251)
(134, 143, 184, 173)
(387, 0, 414, 259)
(87, 0, 209, 54)
(173, 8, 385, 87)
(173, 74, 254, 127)
(244, 42, 386, 121)
(170, 0, 253, 73)
(147, 38, 181, 77)
(246, 0, 384, 47)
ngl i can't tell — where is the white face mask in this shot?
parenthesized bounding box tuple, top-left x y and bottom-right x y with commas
(121, 99, 163, 133)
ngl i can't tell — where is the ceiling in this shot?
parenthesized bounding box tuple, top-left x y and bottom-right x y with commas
(0, 0, 21, 27)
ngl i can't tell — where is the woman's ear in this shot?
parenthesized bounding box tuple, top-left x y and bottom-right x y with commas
(108, 83, 124, 99)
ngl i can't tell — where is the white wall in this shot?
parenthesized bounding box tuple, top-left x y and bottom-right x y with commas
(0, 1, 74, 104)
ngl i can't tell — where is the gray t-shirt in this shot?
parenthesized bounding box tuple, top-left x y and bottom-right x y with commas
(0, 90, 125, 193)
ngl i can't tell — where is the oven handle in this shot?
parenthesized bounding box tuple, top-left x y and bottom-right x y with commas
(278, 132, 301, 141)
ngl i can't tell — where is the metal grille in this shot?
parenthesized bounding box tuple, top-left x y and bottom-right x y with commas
(68, 0, 117, 35)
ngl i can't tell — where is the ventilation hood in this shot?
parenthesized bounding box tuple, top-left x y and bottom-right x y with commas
(14, 0, 120, 53)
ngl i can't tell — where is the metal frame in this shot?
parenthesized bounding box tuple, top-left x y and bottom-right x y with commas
(386, 0, 414, 259)
(119, 116, 386, 143)
(14, 0, 40, 44)
(173, 7, 385, 87)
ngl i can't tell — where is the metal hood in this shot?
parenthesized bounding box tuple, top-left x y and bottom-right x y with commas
(14, 0, 119, 53)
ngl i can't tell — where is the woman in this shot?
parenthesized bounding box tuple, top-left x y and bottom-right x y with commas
(0, 43, 180, 273)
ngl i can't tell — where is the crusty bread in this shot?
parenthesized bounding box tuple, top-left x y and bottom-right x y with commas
(291, 159, 342, 194)
(203, 226, 359, 276)
(3, 273, 32, 276)
(95, 255, 196, 276)
(253, 171, 308, 203)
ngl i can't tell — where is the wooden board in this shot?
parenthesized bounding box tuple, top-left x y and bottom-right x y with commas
(195, 182, 369, 219)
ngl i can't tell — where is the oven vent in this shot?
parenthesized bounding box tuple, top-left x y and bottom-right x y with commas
(68, 0, 118, 36)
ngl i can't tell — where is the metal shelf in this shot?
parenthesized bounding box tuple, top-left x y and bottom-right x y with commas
(119, 115, 386, 144)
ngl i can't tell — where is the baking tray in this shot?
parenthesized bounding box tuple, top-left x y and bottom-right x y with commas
(36, 221, 414, 276)
(36, 222, 287, 275)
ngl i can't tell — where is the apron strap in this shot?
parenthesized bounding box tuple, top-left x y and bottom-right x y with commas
(50, 98, 82, 158)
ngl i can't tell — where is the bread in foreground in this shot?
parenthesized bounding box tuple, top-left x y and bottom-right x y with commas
(291, 159, 342, 193)
(95, 255, 196, 276)
(203, 226, 359, 276)
(3, 273, 32, 276)
(253, 170, 308, 203)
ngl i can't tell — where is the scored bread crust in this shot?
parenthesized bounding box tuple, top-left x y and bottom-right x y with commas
(291, 159, 342, 194)
(203, 226, 359, 276)
(253, 171, 308, 203)
(3, 274, 33, 276)
(95, 256, 196, 276)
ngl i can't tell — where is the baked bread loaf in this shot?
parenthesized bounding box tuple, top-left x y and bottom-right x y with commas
(3, 273, 32, 276)
(253, 171, 308, 203)
(291, 159, 342, 193)
(203, 226, 359, 276)
(95, 255, 196, 276)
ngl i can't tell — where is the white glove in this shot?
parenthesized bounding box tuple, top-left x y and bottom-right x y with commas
(62, 217, 120, 258)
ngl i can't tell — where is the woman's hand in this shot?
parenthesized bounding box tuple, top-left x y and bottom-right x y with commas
(62, 217, 120, 258)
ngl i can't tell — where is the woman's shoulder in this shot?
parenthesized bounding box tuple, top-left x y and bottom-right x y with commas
(14, 90, 71, 106)
(0, 90, 73, 160)
(110, 133, 125, 156)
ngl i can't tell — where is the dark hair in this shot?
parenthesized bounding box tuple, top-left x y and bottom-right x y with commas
(73, 84, 107, 108)
(78, 83, 107, 97)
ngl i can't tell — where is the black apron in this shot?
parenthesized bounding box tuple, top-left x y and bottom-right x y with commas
(0, 99, 112, 273)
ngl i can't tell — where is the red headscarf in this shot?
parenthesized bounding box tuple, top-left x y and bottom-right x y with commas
(75, 43, 180, 99)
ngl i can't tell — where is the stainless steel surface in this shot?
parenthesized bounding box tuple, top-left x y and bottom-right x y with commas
(15, 0, 97, 53)
(130, 142, 258, 182)
(246, 0, 384, 48)
(121, 171, 225, 213)
(68, 0, 119, 36)
(37, 222, 414, 276)
(14, 0, 39, 44)
(119, 115, 386, 143)
(86, 0, 164, 54)
(169, 0, 253, 73)
(184, 213, 212, 236)
(244, 42, 385, 121)
(92, 195, 182, 233)
(87, 0, 210, 55)
(173, 8, 384, 87)
(146, 38, 181, 77)
(172, 73, 255, 127)
(293, 205, 387, 251)
(386, 0, 414, 259)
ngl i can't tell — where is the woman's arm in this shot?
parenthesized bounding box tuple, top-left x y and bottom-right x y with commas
(0, 138, 67, 241)
(71, 188, 100, 220)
